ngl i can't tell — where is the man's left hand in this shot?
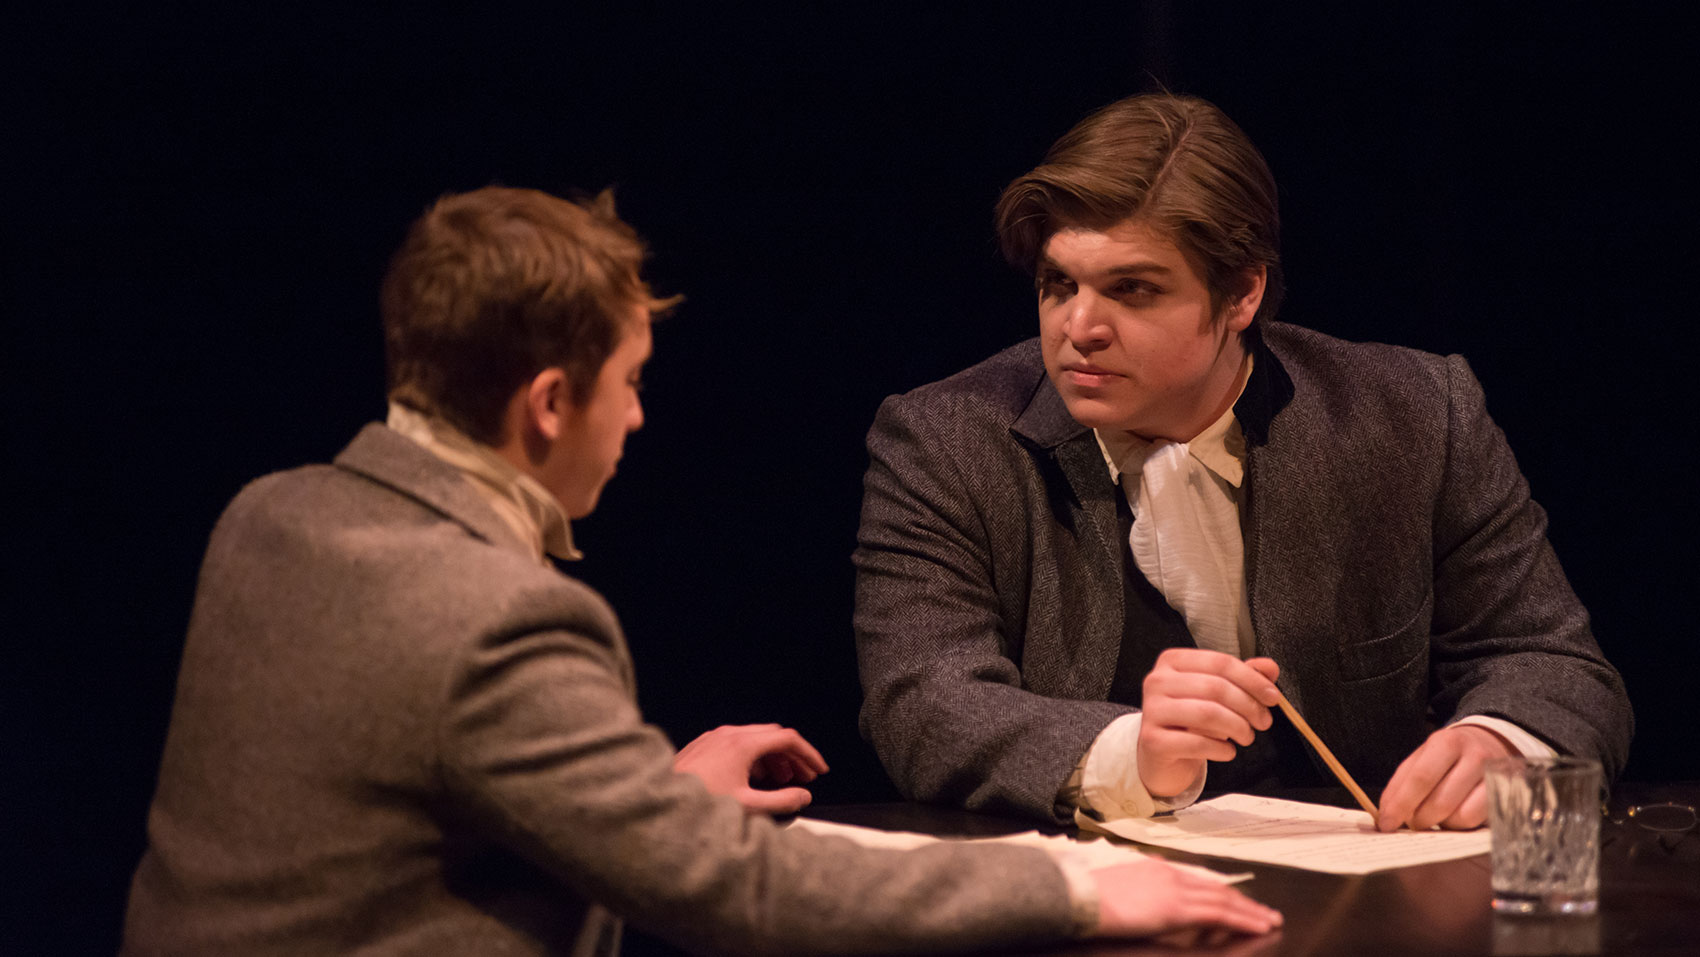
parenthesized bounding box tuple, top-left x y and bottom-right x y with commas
(1376, 724, 1516, 831)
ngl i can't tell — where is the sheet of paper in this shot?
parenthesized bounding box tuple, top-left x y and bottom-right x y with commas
(1079, 793, 1490, 874)
(788, 816, 1248, 884)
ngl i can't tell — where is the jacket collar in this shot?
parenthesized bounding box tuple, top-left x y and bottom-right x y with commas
(1232, 325, 1295, 449)
(332, 423, 533, 557)
(1010, 370, 1087, 451)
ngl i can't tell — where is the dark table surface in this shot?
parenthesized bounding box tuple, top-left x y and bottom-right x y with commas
(802, 782, 1700, 956)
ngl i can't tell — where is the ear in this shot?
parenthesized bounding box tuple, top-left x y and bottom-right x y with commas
(1222, 265, 1266, 333)
(523, 367, 573, 442)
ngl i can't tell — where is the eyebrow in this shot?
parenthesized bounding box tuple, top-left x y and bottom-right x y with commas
(1036, 256, 1175, 278)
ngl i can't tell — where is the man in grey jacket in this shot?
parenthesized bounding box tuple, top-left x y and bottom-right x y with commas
(122, 185, 1280, 954)
(854, 94, 1631, 833)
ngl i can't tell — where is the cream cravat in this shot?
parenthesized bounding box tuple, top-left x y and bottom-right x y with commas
(386, 402, 581, 565)
(1124, 438, 1252, 658)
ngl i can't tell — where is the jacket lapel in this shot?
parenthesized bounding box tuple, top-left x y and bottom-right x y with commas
(1010, 379, 1128, 700)
(1236, 331, 1306, 709)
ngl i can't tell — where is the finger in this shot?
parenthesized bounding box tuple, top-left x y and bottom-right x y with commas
(739, 728, 830, 774)
(1170, 883, 1282, 936)
(1379, 739, 1459, 831)
(1141, 724, 1239, 764)
(1441, 780, 1489, 830)
(1145, 673, 1274, 732)
(680, 723, 779, 754)
(1203, 888, 1283, 934)
(1153, 650, 1282, 706)
(759, 751, 823, 785)
(1410, 754, 1484, 831)
(1143, 696, 1263, 747)
(1204, 897, 1283, 937)
(780, 733, 829, 774)
(1245, 657, 1281, 683)
(737, 786, 813, 815)
(782, 752, 823, 782)
(1235, 898, 1284, 934)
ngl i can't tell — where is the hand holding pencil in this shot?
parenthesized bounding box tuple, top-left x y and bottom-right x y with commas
(1135, 648, 1286, 800)
(1136, 648, 1379, 820)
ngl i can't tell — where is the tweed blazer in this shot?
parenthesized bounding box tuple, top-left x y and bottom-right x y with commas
(123, 425, 1079, 955)
(854, 323, 1632, 825)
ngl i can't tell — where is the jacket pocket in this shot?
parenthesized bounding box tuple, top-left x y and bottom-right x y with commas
(1336, 589, 1432, 682)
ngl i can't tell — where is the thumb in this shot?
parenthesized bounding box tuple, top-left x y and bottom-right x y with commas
(737, 786, 814, 815)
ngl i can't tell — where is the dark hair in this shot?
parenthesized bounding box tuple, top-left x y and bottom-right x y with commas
(380, 186, 678, 444)
(995, 93, 1283, 326)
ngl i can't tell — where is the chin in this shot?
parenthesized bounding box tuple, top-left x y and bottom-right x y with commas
(569, 480, 615, 520)
(1061, 396, 1139, 432)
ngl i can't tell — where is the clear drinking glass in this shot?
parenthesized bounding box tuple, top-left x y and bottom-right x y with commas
(1484, 756, 1602, 916)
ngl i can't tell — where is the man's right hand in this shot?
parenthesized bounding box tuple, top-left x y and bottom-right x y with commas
(1091, 857, 1282, 943)
(1136, 649, 1282, 798)
(673, 723, 829, 815)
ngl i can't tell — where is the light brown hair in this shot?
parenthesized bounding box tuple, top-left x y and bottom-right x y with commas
(381, 186, 678, 444)
(995, 93, 1284, 327)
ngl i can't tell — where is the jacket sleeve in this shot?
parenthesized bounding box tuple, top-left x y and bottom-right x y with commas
(437, 578, 1079, 956)
(853, 391, 1134, 824)
(1426, 354, 1632, 779)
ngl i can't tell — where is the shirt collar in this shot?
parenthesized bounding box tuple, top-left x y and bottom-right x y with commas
(1094, 352, 1253, 489)
(385, 402, 582, 563)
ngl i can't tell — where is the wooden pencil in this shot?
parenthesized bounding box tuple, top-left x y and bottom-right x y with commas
(1273, 691, 1379, 818)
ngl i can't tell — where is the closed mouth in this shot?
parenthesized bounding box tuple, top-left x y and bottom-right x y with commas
(1063, 363, 1120, 380)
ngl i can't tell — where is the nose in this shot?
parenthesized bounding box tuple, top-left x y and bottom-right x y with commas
(628, 395, 644, 433)
(1063, 292, 1113, 352)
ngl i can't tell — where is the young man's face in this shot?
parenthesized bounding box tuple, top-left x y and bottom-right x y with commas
(1037, 218, 1255, 443)
(550, 308, 652, 519)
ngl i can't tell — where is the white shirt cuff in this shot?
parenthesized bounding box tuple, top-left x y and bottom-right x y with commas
(1052, 855, 1102, 937)
(1451, 714, 1556, 759)
(1076, 713, 1205, 820)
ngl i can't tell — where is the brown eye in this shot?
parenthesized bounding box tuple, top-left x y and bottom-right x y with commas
(1037, 274, 1072, 298)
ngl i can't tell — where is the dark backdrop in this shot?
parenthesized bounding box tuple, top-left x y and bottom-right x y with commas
(6, 4, 1693, 952)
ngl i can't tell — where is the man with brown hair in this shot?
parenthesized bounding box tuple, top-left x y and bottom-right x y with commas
(123, 185, 1281, 954)
(854, 94, 1630, 833)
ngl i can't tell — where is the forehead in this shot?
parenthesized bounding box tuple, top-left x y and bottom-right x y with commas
(1041, 218, 1194, 273)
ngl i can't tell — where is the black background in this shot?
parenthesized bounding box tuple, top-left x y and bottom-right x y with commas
(6, 3, 1694, 952)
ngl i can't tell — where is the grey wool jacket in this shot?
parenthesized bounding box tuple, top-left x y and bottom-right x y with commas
(854, 322, 1632, 825)
(123, 424, 1080, 956)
